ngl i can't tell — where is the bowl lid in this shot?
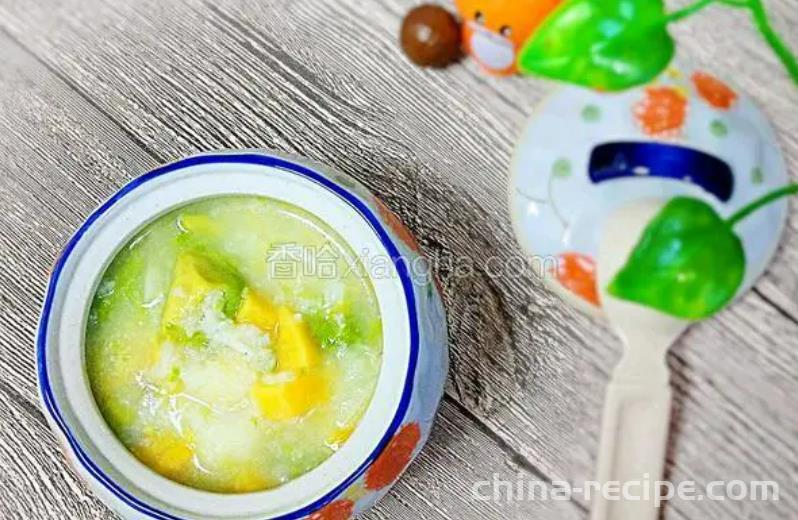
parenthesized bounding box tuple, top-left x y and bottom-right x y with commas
(509, 66, 789, 317)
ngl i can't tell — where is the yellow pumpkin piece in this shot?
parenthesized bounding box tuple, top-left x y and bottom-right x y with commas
(236, 289, 278, 332)
(159, 251, 245, 336)
(179, 214, 219, 235)
(161, 253, 219, 328)
(326, 423, 356, 449)
(133, 433, 194, 479)
(275, 307, 321, 370)
(326, 399, 366, 449)
(251, 370, 329, 421)
(231, 468, 271, 493)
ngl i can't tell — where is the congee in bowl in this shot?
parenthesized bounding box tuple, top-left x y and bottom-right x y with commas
(85, 195, 383, 493)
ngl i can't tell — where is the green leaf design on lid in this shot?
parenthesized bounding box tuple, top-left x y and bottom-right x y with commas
(609, 184, 798, 319)
(516, 0, 798, 91)
(607, 197, 744, 320)
(517, 0, 675, 91)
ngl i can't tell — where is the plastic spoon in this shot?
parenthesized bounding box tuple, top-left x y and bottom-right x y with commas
(591, 185, 798, 518)
(590, 198, 688, 520)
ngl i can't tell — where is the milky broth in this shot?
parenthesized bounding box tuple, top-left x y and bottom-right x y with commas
(85, 196, 383, 493)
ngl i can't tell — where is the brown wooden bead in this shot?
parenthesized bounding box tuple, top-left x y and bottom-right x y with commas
(400, 4, 461, 68)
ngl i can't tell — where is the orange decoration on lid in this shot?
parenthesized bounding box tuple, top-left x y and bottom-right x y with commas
(552, 252, 599, 306)
(633, 86, 688, 138)
(692, 71, 738, 110)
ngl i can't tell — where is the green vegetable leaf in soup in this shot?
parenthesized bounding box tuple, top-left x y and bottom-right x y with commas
(607, 197, 745, 320)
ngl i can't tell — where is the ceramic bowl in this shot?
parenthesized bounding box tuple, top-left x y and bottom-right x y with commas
(37, 151, 448, 520)
(509, 65, 789, 317)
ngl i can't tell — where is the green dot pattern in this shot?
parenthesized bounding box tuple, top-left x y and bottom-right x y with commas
(552, 158, 572, 178)
(751, 166, 764, 185)
(581, 104, 601, 122)
(710, 119, 728, 138)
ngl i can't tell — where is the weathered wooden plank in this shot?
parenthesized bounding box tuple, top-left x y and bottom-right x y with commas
(0, 382, 114, 520)
(0, 32, 585, 519)
(0, 36, 149, 520)
(0, 0, 797, 518)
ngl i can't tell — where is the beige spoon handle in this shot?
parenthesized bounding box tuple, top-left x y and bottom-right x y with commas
(590, 370, 672, 520)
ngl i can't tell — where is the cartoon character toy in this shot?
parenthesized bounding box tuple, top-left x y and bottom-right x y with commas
(454, 0, 561, 75)
(399, 1, 562, 75)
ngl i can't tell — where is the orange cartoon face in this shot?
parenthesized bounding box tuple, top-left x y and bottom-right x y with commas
(455, 0, 562, 75)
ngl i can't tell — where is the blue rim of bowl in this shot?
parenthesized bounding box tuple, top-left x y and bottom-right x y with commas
(36, 152, 420, 520)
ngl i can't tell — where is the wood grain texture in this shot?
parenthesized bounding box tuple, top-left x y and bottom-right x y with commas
(0, 0, 796, 518)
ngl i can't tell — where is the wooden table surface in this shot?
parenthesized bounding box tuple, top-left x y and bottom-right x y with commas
(1, 0, 797, 518)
